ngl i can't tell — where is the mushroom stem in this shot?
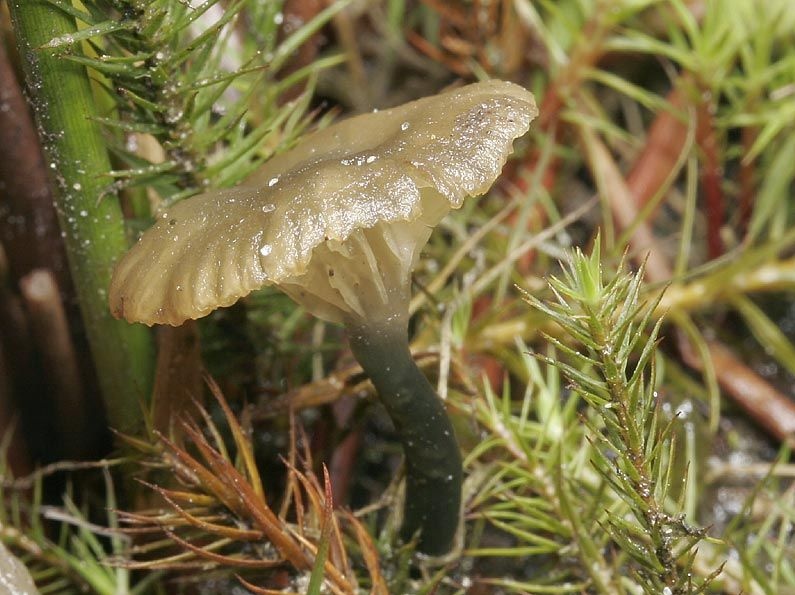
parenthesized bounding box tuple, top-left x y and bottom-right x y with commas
(347, 317, 462, 556)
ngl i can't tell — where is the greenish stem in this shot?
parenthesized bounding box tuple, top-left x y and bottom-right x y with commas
(8, 1, 155, 431)
(347, 318, 462, 556)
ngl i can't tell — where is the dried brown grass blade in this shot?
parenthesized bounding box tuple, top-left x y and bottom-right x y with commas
(161, 529, 284, 568)
(205, 374, 266, 501)
(149, 483, 265, 541)
(236, 574, 301, 595)
(158, 429, 248, 518)
(178, 420, 311, 570)
(342, 509, 388, 595)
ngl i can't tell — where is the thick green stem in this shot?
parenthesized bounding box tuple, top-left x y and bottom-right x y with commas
(8, 1, 155, 431)
(348, 319, 462, 555)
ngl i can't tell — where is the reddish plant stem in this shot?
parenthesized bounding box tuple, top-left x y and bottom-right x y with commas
(625, 79, 725, 258)
(625, 87, 689, 208)
(738, 125, 758, 236)
(406, 31, 470, 77)
(536, 14, 608, 132)
(328, 395, 361, 505)
(695, 94, 725, 258)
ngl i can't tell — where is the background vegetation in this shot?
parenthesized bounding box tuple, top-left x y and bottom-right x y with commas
(1, 0, 794, 593)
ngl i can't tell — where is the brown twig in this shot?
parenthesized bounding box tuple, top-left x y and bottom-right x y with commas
(19, 269, 90, 458)
(679, 338, 795, 444)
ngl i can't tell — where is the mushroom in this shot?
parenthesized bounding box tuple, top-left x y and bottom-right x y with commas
(109, 79, 537, 555)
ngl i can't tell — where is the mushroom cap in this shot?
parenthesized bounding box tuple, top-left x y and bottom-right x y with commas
(110, 80, 538, 326)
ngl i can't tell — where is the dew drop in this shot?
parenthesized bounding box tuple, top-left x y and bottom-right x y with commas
(401, 121, 410, 131)
(261, 203, 275, 213)
(268, 176, 280, 187)
(259, 244, 272, 256)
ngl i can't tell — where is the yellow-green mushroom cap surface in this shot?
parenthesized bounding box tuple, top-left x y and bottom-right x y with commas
(109, 80, 538, 327)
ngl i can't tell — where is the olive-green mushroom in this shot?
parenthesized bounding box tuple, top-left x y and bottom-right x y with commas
(110, 79, 537, 555)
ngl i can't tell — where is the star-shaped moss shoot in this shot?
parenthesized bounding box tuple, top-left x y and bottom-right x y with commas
(109, 80, 537, 555)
